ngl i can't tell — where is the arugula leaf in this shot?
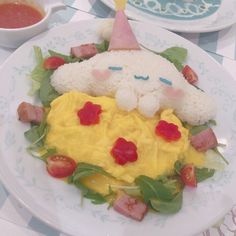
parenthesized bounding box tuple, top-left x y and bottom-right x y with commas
(68, 163, 112, 205)
(70, 163, 112, 182)
(48, 50, 82, 63)
(109, 185, 141, 197)
(209, 119, 217, 126)
(189, 120, 217, 136)
(150, 191, 183, 214)
(175, 161, 215, 183)
(135, 175, 174, 202)
(190, 124, 209, 136)
(195, 167, 215, 183)
(39, 75, 60, 107)
(24, 113, 56, 160)
(37, 146, 57, 159)
(74, 181, 107, 204)
(212, 147, 229, 165)
(160, 47, 187, 71)
(24, 118, 48, 147)
(95, 40, 109, 53)
(27, 146, 57, 161)
(192, 84, 204, 92)
(174, 160, 184, 175)
(156, 176, 180, 195)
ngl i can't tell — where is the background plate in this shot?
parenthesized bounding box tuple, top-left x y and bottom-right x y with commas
(100, 0, 236, 33)
(0, 19, 236, 236)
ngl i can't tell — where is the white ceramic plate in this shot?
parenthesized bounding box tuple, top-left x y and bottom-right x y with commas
(0, 19, 236, 236)
(100, 0, 236, 33)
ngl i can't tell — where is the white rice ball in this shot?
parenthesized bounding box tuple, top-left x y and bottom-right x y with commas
(115, 88, 137, 112)
(51, 62, 92, 94)
(138, 93, 160, 117)
(174, 86, 216, 125)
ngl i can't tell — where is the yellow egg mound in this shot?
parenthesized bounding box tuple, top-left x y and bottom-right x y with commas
(46, 91, 204, 185)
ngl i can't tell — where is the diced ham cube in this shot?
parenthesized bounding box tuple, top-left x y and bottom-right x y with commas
(113, 193, 148, 221)
(190, 128, 218, 152)
(17, 102, 44, 124)
(71, 44, 98, 59)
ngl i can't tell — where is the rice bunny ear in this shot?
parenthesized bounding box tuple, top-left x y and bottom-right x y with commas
(114, 0, 127, 10)
(108, 0, 140, 51)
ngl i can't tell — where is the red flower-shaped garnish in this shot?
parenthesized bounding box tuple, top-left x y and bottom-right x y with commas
(155, 120, 181, 142)
(111, 137, 138, 165)
(77, 101, 102, 125)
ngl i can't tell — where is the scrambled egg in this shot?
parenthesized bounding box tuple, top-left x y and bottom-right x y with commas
(46, 91, 205, 193)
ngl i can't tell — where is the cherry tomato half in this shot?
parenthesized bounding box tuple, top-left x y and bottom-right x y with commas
(46, 155, 76, 178)
(43, 56, 65, 70)
(180, 164, 197, 187)
(182, 65, 198, 85)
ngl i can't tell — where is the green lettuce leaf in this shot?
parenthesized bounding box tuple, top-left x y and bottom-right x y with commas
(39, 75, 60, 107)
(29, 46, 54, 98)
(160, 47, 187, 71)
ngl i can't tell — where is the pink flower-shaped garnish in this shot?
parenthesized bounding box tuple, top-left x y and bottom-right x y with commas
(77, 101, 102, 125)
(155, 120, 181, 142)
(111, 137, 138, 165)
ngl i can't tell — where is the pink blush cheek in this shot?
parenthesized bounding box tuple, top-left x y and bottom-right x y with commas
(163, 87, 185, 99)
(91, 69, 112, 80)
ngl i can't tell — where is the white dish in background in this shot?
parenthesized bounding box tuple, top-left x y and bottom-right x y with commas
(0, 19, 236, 236)
(0, 0, 66, 48)
(100, 0, 236, 33)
